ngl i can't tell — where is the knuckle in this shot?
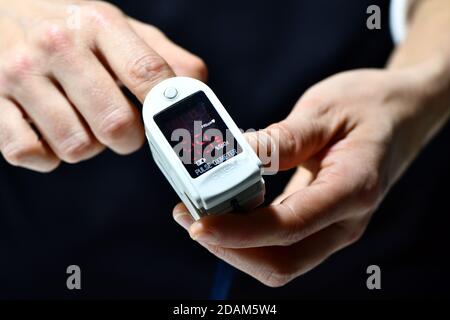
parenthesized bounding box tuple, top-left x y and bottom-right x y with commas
(205, 245, 236, 265)
(261, 264, 296, 288)
(182, 55, 208, 80)
(2, 52, 36, 82)
(99, 109, 136, 142)
(82, 1, 123, 27)
(207, 245, 227, 258)
(278, 223, 301, 246)
(3, 142, 39, 166)
(34, 23, 73, 53)
(277, 203, 308, 246)
(125, 53, 171, 92)
(58, 132, 95, 163)
(298, 87, 332, 113)
(328, 158, 382, 212)
(338, 219, 367, 246)
(356, 171, 383, 210)
(141, 24, 165, 37)
(347, 229, 364, 245)
(345, 224, 365, 246)
(38, 161, 61, 173)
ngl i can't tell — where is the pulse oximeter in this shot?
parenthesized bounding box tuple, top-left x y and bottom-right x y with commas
(142, 77, 265, 220)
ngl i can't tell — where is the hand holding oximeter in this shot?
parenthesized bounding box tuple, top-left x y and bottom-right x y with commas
(143, 77, 265, 220)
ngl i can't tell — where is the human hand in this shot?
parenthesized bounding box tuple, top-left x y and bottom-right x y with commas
(172, 65, 450, 287)
(0, 0, 206, 172)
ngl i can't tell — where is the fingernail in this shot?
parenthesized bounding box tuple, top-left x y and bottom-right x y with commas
(189, 222, 218, 245)
(173, 212, 194, 230)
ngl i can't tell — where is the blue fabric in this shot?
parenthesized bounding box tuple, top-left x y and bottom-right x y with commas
(210, 261, 235, 300)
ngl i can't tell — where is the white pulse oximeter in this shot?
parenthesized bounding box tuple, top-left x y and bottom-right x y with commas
(142, 77, 265, 220)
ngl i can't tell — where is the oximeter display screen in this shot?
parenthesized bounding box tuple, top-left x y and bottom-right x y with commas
(154, 91, 242, 178)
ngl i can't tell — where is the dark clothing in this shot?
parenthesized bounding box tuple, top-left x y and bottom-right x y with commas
(1, 0, 448, 299)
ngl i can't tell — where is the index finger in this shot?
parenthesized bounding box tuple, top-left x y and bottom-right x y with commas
(93, 12, 174, 102)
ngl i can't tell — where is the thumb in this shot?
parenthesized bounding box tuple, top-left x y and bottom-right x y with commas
(244, 105, 336, 171)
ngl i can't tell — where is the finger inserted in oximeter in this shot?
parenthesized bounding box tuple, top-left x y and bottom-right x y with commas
(143, 77, 265, 220)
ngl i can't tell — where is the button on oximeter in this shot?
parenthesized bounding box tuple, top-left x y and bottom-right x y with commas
(163, 87, 178, 99)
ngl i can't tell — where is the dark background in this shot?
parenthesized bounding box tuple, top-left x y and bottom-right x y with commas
(0, 0, 448, 299)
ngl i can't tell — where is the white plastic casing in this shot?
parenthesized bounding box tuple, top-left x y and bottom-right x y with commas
(142, 77, 264, 220)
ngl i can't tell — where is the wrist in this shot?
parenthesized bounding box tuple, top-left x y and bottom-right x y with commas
(396, 55, 450, 141)
(387, 56, 450, 182)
